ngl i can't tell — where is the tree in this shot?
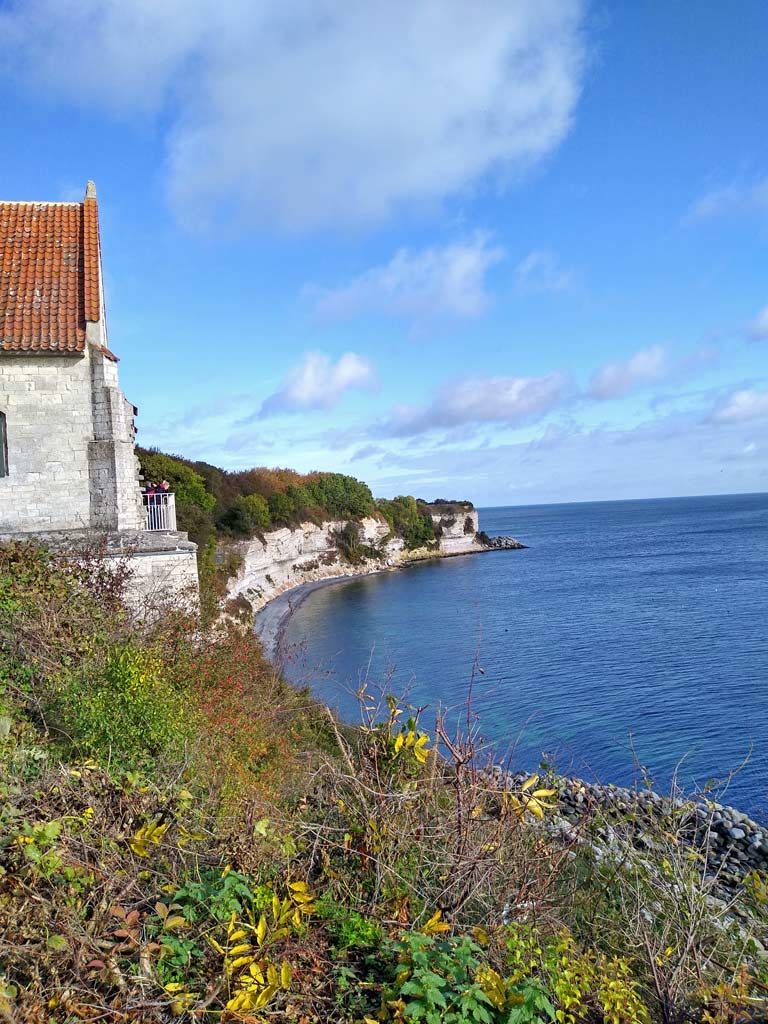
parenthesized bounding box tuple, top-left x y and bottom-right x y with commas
(377, 496, 436, 550)
(136, 448, 215, 514)
(218, 494, 271, 536)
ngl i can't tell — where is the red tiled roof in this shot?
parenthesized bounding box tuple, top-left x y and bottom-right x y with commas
(0, 187, 102, 354)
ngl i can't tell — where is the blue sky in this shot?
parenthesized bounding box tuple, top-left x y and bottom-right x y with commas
(1, 0, 766, 505)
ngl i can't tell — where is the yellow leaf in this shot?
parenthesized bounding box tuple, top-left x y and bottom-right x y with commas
(521, 775, 540, 792)
(229, 943, 253, 956)
(267, 964, 279, 987)
(228, 954, 254, 970)
(255, 984, 278, 1009)
(291, 892, 314, 904)
(422, 910, 450, 935)
(413, 745, 429, 764)
(394, 733, 404, 754)
(256, 915, 267, 946)
(228, 929, 247, 943)
(207, 936, 225, 955)
(280, 961, 292, 989)
(289, 880, 309, 893)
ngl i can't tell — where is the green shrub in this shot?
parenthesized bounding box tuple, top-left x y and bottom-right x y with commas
(218, 493, 271, 536)
(52, 644, 192, 768)
(268, 491, 295, 524)
(316, 895, 383, 951)
(304, 472, 375, 519)
(377, 495, 437, 549)
(384, 932, 497, 1023)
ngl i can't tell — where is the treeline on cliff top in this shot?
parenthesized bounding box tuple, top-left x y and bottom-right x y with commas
(136, 446, 465, 551)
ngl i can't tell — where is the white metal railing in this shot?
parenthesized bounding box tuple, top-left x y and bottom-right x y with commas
(143, 491, 177, 531)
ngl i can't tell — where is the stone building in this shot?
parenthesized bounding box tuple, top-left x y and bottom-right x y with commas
(0, 182, 198, 605)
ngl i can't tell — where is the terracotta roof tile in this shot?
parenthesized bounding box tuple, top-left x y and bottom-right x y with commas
(0, 186, 103, 354)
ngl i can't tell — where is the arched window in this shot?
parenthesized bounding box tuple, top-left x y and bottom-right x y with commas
(0, 412, 7, 477)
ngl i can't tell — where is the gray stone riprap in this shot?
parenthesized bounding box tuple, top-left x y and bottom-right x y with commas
(487, 767, 768, 886)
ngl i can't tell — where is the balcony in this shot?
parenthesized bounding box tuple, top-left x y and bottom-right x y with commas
(143, 491, 177, 531)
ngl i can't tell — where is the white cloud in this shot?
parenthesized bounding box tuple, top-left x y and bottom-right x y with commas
(514, 249, 573, 293)
(0, 0, 587, 231)
(307, 234, 504, 321)
(259, 351, 376, 416)
(747, 305, 768, 340)
(378, 371, 569, 436)
(712, 389, 768, 424)
(688, 177, 768, 221)
(588, 345, 668, 400)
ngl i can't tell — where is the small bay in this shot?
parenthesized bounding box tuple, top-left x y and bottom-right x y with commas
(280, 493, 768, 818)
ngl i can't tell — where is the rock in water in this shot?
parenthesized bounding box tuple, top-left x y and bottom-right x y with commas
(476, 530, 527, 550)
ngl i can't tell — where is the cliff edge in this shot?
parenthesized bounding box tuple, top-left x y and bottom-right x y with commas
(224, 506, 524, 618)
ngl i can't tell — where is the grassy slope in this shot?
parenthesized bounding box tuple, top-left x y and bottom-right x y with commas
(1, 541, 766, 1023)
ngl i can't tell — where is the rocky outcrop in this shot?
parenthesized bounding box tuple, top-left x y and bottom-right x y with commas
(477, 531, 527, 550)
(430, 508, 487, 555)
(224, 510, 525, 616)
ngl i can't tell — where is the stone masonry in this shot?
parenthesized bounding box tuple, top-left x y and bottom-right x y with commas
(0, 344, 144, 533)
(0, 182, 198, 607)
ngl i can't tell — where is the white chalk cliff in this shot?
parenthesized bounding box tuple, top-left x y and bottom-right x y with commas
(226, 510, 487, 615)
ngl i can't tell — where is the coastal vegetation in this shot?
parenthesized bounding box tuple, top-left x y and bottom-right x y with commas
(137, 447, 444, 551)
(136, 447, 379, 544)
(137, 448, 445, 619)
(1, 540, 767, 1022)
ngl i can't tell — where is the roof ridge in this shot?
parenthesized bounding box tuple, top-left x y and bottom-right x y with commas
(0, 200, 82, 206)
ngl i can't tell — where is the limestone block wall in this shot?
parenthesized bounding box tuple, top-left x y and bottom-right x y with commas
(0, 526, 200, 614)
(0, 347, 145, 533)
(89, 348, 144, 530)
(117, 547, 200, 613)
(0, 353, 95, 532)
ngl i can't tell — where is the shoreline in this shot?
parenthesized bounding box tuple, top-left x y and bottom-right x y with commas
(250, 541, 524, 663)
(253, 570, 387, 663)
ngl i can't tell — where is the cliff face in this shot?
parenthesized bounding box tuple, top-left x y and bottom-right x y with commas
(225, 510, 485, 614)
(431, 509, 486, 555)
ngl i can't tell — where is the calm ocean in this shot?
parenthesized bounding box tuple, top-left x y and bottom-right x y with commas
(280, 493, 768, 819)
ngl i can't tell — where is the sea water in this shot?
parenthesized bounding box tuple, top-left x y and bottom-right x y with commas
(280, 493, 768, 818)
